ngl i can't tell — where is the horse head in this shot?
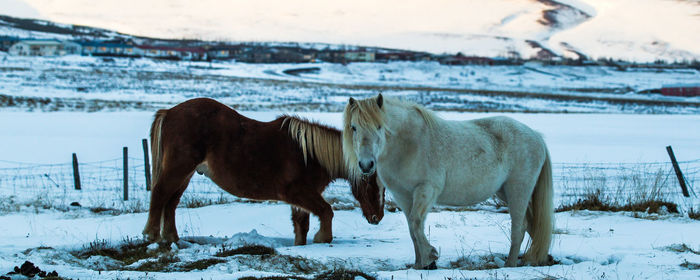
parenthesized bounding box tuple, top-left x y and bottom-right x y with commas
(342, 94, 387, 176)
(350, 173, 385, 225)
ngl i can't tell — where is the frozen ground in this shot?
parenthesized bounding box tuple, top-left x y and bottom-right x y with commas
(0, 200, 699, 279)
(0, 110, 698, 165)
(0, 110, 698, 279)
(1, 52, 699, 278)
(1, 54, 699, 114)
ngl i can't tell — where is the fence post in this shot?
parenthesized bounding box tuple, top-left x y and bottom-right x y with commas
(72, 153, 81, 190)
(666, 145, 690, 197)
(123, 147, 129, 201)
(142, 139, 151, 191)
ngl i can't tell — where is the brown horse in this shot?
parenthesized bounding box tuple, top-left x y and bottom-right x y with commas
(143, 98, 384, 245)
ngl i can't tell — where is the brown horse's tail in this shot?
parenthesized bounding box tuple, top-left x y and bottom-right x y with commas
(150, 109, 168, 188)
(524, 148, 554, 265)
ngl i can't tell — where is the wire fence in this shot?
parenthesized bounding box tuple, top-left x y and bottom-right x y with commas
(0, 156, 698, 214)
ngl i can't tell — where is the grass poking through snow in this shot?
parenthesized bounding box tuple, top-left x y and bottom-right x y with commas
(666, 244, 700, 255)
(238, 268, 376, 280)
(556, 165, 682, 216)
(681, 260, 700, 270)
(216, 244, 277, 257)
(72, 237, 169, 266)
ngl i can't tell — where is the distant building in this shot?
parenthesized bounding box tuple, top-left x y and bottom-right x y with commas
(344, 50, 375, 62)
(207, 44, 245, 60)
(9, 40, 82, 56)
(661, 84, 700, 97)
(80, 41, 140, 57)
(0, 36, 20, 52)
(234, 46, 275, 63)
(439, 54, 493, 65)
(139, 45, 207, 61)
(271, 47, 315, 63)
(316, 49, 345, 63)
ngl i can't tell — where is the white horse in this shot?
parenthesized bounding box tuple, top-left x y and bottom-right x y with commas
(342, 94, 554, 269)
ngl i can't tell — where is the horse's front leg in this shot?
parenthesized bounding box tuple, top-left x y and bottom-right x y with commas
(311, 198, 334, 244)
(291, 206, 310, 245)
(407, 184, 440, 269)
(289, 192, 334, 244)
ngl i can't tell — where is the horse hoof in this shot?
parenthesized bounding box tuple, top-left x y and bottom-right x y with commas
(423, 261, 437, 270)
(142, 232, 159, 242)
(313, 232, 332, 243)
(294, 240, 307, 246)
(313, 236, 332, 244)
(162, 233, 179, 244)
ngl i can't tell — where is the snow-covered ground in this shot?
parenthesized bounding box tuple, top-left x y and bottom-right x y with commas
(1, 54, 699, 114)
(1, 110, 698, 165)
(0, 109, 698, 279)
(1, 50, 699, 279)
(1, 200, 699, 279)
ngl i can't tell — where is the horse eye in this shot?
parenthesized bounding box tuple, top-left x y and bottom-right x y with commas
(351, 126, 356, 131)
(377, 125, 382, 130)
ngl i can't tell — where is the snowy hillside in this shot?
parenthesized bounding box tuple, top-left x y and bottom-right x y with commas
(1, 0, 699, 62)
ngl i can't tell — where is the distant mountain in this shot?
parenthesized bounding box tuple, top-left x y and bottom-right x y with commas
(1, 0, 699, 62)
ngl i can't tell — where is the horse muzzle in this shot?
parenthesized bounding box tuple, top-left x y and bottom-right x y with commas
(369, 215, 381, 225)
(358, 160, 375, 175)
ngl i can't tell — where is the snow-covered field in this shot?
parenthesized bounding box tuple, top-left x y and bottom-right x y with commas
(1, 110, 699, 165)
(0, 109, 698, 279)
(1, 50, 699, 279)
(1, 54, 699, 114)
(1, 202, 699, 279)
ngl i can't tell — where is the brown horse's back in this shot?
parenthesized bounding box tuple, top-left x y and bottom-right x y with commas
(159, 98, 331, 200)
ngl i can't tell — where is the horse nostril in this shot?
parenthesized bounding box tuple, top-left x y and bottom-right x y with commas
(371, 215, 378, 222)
(359, 161, 374, 173)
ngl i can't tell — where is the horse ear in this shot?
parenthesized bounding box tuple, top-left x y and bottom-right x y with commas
(377, 94, 383, 108)
(349, 97, 356, 106)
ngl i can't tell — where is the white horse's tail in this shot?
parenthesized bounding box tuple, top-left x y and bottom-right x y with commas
(524, 149, 554, 265)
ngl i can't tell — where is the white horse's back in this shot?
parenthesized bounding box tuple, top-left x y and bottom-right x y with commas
(427, 116, 546, 206)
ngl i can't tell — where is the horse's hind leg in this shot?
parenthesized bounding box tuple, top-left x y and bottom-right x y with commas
(502, 179, 536, 267)
(291, 206, 310, 245)
(161, 172, 194, 243)
(143, 159, 198, 242)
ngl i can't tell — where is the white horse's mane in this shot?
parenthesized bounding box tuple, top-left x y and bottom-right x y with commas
(342, 95, 437, 177)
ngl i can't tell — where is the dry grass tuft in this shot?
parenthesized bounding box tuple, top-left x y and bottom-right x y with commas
(556, 189, 678, 213)
(72, 237, 169, 266)
(688, 207, 700, 220)
(215, 244, 276, 257)
(680, 260, 700, 270)
(556, 165, 680, 215)
(132, 254, 180, 272)
(667, 244, 700, 255)
(238, 269, 376, 280)
(178, 258, 227, 272)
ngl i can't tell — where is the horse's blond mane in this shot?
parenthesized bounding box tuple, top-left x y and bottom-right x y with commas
(342, 95, 437, 178)
(282, 116, 346, 179)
